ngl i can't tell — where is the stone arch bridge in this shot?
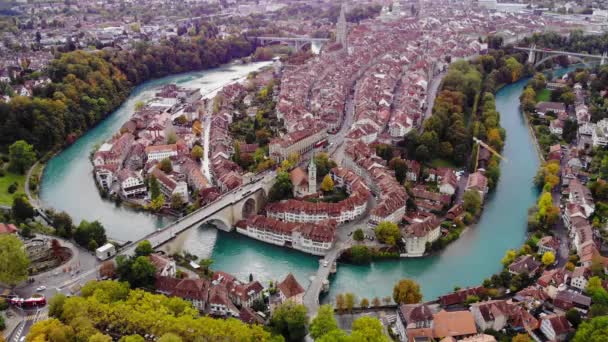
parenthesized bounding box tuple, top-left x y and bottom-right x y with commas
(120, 171, 276, 256)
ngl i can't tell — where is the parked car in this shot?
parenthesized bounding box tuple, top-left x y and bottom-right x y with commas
(36, 286, 46, 292)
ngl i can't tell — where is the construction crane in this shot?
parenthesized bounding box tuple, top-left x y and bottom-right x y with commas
(473, 136, 507, 172)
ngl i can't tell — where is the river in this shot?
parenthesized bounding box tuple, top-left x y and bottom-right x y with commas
(40, 62, 551, 302)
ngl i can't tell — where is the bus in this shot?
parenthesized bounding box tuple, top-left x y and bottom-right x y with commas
(9, 296, 46, 308)
(314, 139, 329, 150)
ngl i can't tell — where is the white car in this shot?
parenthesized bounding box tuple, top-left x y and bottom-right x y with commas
(36, 286, 46, 292)
(322, 260, 329, 267)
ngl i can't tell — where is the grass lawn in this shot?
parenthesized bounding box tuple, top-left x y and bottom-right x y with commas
(536, 88, 551, 102)
(429, 158, 457, 169)
(0, 169, 25, 206)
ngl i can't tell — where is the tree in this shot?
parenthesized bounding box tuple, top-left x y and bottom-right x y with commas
(269, 301, 308, 342)
(541, 251, 555, 266)
(268, 171, 293, 202)
(52, 211, 73, 238)
(463, 190, 482, 216)
(12, 194, 34, 221)
(158, 333, 182, 342)
(48, 293, 67, 318)
(134, 240, 154, 257)
(335, 294, 346, 313)
(149, 175, 161, 199)
(0, 235, 30, 287)
(314, 153, 337, 179)
(8, 140, 36, 174)
(572, 316, 608, 342)
(501, 249, 517, 266)
(349, 245, 371, 264)
(73, 220, 107, 250)
(353, 228, 364, 242)
(360, 298, 369, 308)
(130, 256, 157, 289)
(389, 157, 408, 183)
(160, 158, 173, 173)
(372, 297, 381, 307)
(512, 334, 531, 342)
(374, 221, 400, 246)
(392, 279, 422, 304)
(89, 333, 113, 342)
(27, 318, 75, 342)
(345, 293, 356, 313)
(171, 193, 185, 210)
(351, 316, 390, 341)
(191, 145, 203, 160)
(566, 308, 582, 328)
(310, 305, 337, 339)
(320, 174, 334, 193)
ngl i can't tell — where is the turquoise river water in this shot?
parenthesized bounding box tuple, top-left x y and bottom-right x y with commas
(41, 62, 568, 302)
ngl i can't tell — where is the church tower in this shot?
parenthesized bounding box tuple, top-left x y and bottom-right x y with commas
(336, 3, 348, 51)
(308, 155, 317, 194)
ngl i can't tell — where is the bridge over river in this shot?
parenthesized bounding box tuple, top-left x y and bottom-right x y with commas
(119, 171, 275, 256)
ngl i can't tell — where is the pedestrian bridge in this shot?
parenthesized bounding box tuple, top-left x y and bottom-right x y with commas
(120, 171, 276, 256)
(302, 245, 345, 316)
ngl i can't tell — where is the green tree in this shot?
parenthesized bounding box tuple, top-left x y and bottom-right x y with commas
(268, 171, 293, 202)
(130, 256, 157, 289)
(566, 308, 582, 328)
(374, 221, 400, 246)
(8, 140, 36, 174)
(0, 235, 30, 287)
(269, 301, 308, 342)
(74, 220, 107, 250)
(171, 193, 185, 210)
(360, 298, 369, 308)
(310, 305, 338, 339)
(52, 211, 74, 238)
(320, 174, 334, 193)
(158, 333, 183, 342)
(191, 145, 204, 160)
(314, 153, 338, 179)
(12, 194, 35, 221)
(541, 251, 555, 266)
(134, 240, 154, 257)
(48, 293, 67, 319)
(350, 245, 371, 264)
(351, 316, 390, 341)
(159, 158, 173, 173)
(353, 228, 364, 242)
(572, 316, 608, 342)
(27, 318, 75, 341)
(463, 190, 482, 216)
(393, 279, 422, 304)
(149, 176, 161, 199)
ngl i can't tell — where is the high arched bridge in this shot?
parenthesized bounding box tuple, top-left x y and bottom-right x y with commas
(254, 36, 330, 52)
(515, 45, 607, 68)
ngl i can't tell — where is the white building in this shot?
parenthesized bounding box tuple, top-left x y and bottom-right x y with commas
(145, 144, 178, 161)
(118, 169, 147, 198)
(402, 216, 441, 257)
(592, 118, 608, 147)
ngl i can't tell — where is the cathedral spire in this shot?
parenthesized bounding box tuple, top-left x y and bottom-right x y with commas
(336, 2, 348, 52)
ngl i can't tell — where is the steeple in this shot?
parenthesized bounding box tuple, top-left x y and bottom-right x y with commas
(308, 154, 317, 194)
(336, 3, 348, 52)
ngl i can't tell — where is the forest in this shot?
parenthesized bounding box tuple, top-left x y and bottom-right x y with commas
(0, 35, 255, 157)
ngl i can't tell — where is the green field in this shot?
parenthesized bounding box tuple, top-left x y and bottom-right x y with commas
(0, 169, 25, 206)
(536, 88, 551, 102)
